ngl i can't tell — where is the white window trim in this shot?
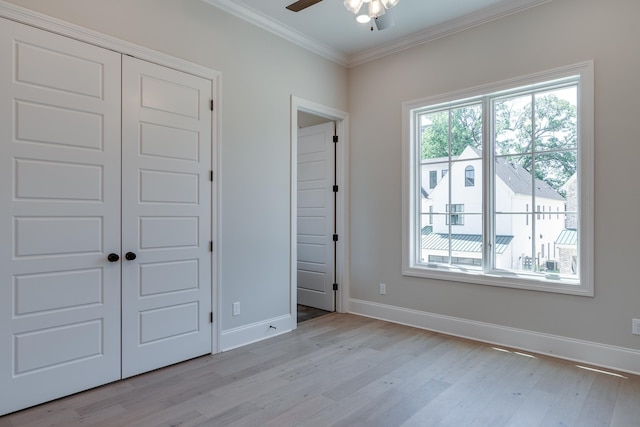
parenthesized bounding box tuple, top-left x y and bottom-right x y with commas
(401, 61, 594, 296)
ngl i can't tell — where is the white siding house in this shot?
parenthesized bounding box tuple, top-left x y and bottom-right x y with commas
(421, 146, 567, 272)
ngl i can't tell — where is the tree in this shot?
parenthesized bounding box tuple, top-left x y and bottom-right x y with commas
(421, 104, 482, 159)
(494, 93, 577, 190)
(421, 92, 577, 190)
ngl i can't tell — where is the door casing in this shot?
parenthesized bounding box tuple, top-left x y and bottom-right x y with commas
(290, 96, 349, 323)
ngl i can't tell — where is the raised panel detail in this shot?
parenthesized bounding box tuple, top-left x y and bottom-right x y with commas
(16, 101, 103, 150)
(16, 42, 103, 99)
(297, 270, 325, 292)
(140, 260, 198, 296)
(14, 320, 103, 375)
(139, 217, 198, 249)
(298, 217, 326, 236)
(298, 189, 326, 209)
(14, 269, 102, 316)
(298, 160, 325, 182)
(140, 170, 198, 204)
(15, 159, 102, 201)
(297, 243, 326, 264)
(139, 303, 198, 344)
(15, 217, 102, 256)
(298, 132, 325, 155)
(140, 123, 198, 161)
(140, 76, 199, 118)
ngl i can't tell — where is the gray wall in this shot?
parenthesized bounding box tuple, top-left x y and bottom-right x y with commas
(348, 0, 640, 350)
(6, 0, 640, 354)
(4, 0, 348, 331)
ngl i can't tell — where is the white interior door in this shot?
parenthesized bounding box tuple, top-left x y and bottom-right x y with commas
(0, 18, 122, 415)
(297, 122, 335, 312)
(121, 56, 212, 378)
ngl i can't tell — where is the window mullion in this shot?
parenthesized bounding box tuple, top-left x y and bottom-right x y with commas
(530, 93, 537, 273)
(447, 109, 453, 263)
(483, 96, 493, 273)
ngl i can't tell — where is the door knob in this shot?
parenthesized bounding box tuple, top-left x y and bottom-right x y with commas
(125, 252, 137, 261)
(107, 253, 120, 262)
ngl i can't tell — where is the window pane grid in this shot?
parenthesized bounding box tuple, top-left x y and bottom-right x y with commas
(408, 66, 590, 292)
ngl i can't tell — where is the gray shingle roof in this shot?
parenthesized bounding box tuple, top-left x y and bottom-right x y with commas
(466, 146, 565, 200)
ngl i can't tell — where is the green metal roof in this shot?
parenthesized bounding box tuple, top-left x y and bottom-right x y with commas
(421, 232, 513, 254)
(555, 228, 577, 245)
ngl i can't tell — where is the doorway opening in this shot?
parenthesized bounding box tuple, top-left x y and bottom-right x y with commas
(291, 96, 348, 326)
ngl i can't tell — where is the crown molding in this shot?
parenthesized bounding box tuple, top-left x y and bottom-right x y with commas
(202, 0, 349, 67)
(349, 0, 553, 66)
(203, 0, 552, 68)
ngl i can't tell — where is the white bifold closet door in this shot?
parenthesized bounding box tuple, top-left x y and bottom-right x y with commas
(0, 18, 123, 415)
(121, 55, 212, 379)
(0, 18, 212, 415)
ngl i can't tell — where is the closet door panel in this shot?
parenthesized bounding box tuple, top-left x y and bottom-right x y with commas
(121, 56, 212, 378)
(0, 18, 122, 416)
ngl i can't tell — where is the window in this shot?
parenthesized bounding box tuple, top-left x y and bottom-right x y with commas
(429, 170, 437, 188)
(403, 62, 594, 295)
(445, 204, 464, 225)
(441, 169, 448, 177)
(465, 166, 475, 186)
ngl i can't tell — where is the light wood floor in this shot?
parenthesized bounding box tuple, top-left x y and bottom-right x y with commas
(2, 313, 639, 427)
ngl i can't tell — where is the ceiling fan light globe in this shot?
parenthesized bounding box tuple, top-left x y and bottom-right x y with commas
(356, 14, 371, 23)
(344, 0, 364, 14)
(368, 0, 385, 18)
(381, 0, 399, 9)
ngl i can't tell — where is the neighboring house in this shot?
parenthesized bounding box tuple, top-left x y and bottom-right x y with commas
(420, 146, 569, 272)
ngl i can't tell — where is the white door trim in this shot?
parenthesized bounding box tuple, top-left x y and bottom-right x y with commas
(291, 96, 349, 322)
(0, 1, 222, 355)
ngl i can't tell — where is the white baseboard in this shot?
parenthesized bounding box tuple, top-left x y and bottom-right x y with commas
(220, 314, 293, 351)
(349, 298, 640, 376)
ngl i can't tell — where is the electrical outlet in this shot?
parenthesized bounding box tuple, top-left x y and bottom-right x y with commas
(379, 283, 386, 295)
(633, 319, 640, 335)
(232, 302, 240, 316)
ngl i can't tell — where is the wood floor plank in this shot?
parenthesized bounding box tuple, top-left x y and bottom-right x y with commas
(574, 373, 622, 427)
(609, 374, 640, 426)
(2, 313, 639, 427)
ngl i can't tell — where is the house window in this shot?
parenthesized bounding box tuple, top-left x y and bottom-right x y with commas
(446, 204, 464, 225)
(465, 166, 475, 186)
(429, 170, 437, 189)
(441, 169, 448, 177)
(403, 62, 594, 295)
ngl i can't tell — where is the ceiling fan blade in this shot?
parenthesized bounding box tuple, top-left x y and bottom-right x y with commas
(286, 0, 323, 12)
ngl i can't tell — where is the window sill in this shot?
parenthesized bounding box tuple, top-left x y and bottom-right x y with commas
(403, 264, 593, 297)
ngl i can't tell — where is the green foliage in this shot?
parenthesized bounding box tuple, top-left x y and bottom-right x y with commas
(420, 92, 577, 190)
(421, 105, 482, 159)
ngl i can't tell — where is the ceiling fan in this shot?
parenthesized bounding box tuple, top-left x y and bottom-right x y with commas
(285, 0, 396, 31)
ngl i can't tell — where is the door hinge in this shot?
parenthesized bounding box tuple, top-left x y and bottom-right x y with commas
(209, 312, 213, 323)
(209, 241, 213, 252)
(210, 100, 214, 111)
(333, 185, 339, 193)
(333, 283, 338, 291)
(210, 170, 214, 182)
(332, 234, 338, 242)
(333, 135, 338, 143)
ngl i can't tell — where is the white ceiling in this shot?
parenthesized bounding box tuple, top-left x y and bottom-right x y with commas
(202, 0, 550, 67)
